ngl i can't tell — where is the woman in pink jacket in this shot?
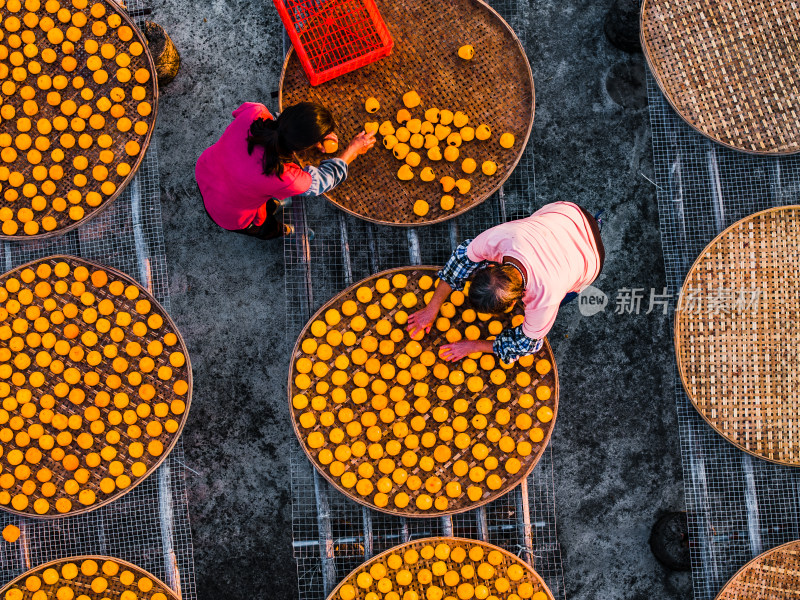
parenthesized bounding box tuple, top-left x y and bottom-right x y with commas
(196, 102, 375, 239)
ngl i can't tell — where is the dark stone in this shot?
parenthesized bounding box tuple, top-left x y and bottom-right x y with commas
(605, 57, 648, 109)
(649, 512, 692, 571)
(605, 0, 643, 53)
(143, 21, 181, 86)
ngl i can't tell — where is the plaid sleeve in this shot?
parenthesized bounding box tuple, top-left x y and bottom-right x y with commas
(299, 158, 349, 197)
(492, 325, 543, 363)
(438, 240, 486, 291)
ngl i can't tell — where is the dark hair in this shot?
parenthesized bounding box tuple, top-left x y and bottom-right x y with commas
(247, 102, 335, 177)
(468, 264, 525, 315)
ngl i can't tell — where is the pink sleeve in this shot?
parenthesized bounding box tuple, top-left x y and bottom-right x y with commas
(466, 229, 504, 263)
(271, 164, 313, 199)
(522, 304, 559, 339)
(232, 102, 270, 119)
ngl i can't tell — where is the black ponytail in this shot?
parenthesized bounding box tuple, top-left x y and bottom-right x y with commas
(248, 117, 283, 177)
(247, 102, 336, 177)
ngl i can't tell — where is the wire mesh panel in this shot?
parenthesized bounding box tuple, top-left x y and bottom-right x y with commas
(647, 69, 800, 600)
(283, 1, 565, 598)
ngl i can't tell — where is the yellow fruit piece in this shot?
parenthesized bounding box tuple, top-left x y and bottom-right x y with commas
(462, 158, 477, 174)
(383, 134, 398, 150)
(396, 127, 410, 142)
(321, 311, 340, 329)
(393, 143, 410, 160)
(458, 44, 475, 60)
(455, 179, 471, 195)
(536, 385, 551, 401)
(365, 97, 380, 113)
(403, 91, 421, 108)
(397, 164, 417, 183)
(535, 359, 551, 374)
(379, 120, 395, 136)
(2, 524, 20, 542)
(406, 151, 421, 167)
(500, 132, 515, 148)
(427, 146, 443, 161)
(466, 486, 482, 502)
(365, 122, 379, 134)
(475, 124, 491, 140)
(537, 406, 554, 423)
(397, 109, 411, 123)
(443, 145, 460, 162)
(420, 167, 435, 182)
(453, 111, 469, 128)
(413, 200, 429, 217)
(482, 161, 497, 176)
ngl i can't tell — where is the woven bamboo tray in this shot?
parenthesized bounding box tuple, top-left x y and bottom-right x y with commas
(279, 0, 534, 226)
(641, 0, 800, 155)
(327, 537, 554, 600)
(0, 0, 158, 239)
(0, 555, 179, 600)
(715, 540, 800, 600)
(289, 267, 558, 517)
(675, 206, 800, 466)
(0, 255, 192, 517)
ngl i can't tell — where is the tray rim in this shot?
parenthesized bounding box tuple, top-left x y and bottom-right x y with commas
(713, 538, 800, 600)
(640, 0, 800, 157)
(0, 254, 193, 519)
(673, 204, 800, 467)
(288, 265, 559, 518)
(278, 0, 536, 227)
(324, 536, 556, 600)
(0, 0, 161, 241)
(0, 554, 181, 599)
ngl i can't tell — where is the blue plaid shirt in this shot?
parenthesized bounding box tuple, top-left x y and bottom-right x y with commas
(438, 240, 544, 363)
(299, 158, 348, 197)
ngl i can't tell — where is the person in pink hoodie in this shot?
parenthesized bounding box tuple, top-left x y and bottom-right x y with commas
(407, 202, 605, 362)
(196, 102, 375, 239)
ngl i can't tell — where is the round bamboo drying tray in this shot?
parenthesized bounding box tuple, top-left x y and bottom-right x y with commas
(0, 255, 192, 518)
(279, 0, 534, 226)
(327, 537, 554, 600)
(0, 555, 179, 600)
(641, 0, 800, 155)
(0, 0, 159, 240)
(715, 540, 800, 600)
(675, 206, 800, 465)
(289, 266, 558, 517)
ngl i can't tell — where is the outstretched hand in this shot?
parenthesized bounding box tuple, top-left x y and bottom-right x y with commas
(406, 306, 437, 338)
(439, 340, 484, 362)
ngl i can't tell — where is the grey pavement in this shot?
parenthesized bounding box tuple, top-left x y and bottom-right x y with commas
(150, 0, 692, 598)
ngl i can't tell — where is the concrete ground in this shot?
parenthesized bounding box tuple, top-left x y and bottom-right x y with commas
(150, 0, 692, 598)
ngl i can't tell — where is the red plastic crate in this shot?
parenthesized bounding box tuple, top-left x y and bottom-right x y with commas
(274, 0, 394, 86)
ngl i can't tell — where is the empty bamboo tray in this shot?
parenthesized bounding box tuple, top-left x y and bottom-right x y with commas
(280, 0, 534, 226)
(0, 555, 179, 600)
(675, 206, 800, 465)
(0, 256, 191, 517)
(327, 537, 553, 600)
(289, 267, 558, 517)
(0, 0, 158, 239)
(641, 0, 800, 154)
(715, 540, 800, 600)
